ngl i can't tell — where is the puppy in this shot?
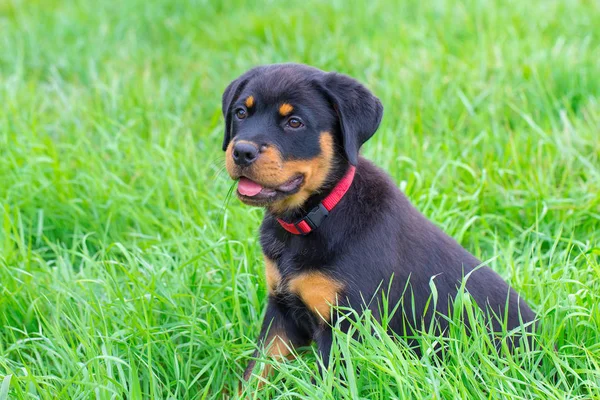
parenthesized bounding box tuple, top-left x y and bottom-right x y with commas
(222, 63, 535, 385)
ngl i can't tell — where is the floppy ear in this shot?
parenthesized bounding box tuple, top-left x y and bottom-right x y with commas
(221, 66, 268, 150)
(221, 76, 249, 151)
(320, 73, 383, 165)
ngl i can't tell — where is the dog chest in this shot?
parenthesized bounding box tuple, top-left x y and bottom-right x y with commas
(264, 256, 344, 322)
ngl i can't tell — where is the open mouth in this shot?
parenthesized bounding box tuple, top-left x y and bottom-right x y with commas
(236, 174, 304, 204)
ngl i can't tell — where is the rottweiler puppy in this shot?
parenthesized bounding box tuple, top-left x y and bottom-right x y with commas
(222, 63, 535, 386)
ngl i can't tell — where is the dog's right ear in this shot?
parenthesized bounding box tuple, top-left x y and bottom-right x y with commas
(221, 77, 247, 151)
(221, 67, 263, 151)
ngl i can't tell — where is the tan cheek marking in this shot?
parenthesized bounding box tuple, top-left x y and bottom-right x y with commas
(288, 271, 343, 322)
(270, 132, 334, 213)
(233, 132, 334, 213)
(245, 95, 254, 108)
(264, 256, 281, 295)
(225, 141, 236, 178)
(279, 103, 293, 116)
(249, 146, 285, 184)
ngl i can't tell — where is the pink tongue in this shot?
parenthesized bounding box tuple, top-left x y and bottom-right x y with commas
(238, 177, 264, 197)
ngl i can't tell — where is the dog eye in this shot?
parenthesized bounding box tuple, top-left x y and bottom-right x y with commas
(287, 117, 303, 129)
(235, 108, 247, 119)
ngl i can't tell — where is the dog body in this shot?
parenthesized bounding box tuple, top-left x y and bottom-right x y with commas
(222, 63, 535, 383)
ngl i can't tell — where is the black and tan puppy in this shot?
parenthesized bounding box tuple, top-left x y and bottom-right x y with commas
(222, 63, 535, 385)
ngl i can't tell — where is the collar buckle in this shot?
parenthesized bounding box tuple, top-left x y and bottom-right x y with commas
(294, 203, 329, 235)
(294, 203, 329, 236)
(306, 203, 330, 229)
(277, 165, 355, 236)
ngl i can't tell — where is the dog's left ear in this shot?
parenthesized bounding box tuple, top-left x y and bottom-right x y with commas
(319, 72, 383, 165)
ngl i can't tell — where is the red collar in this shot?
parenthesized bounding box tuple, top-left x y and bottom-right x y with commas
(277, 166, 356, 235)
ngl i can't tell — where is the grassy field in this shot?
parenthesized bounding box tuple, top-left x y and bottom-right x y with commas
(1, 0, 599, 398)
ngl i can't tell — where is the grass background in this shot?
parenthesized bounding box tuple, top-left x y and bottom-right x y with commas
(1, 0, 599, 398)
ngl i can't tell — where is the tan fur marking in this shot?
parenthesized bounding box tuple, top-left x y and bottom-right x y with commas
(264, 256, 281, 294)
(288, 272, 343, 322)
(225, 141, 236, 179)
(257, 334, 294, 387)
(241, 332, 293, 392)
(224, 132, 335, 213)
(245, 95, 254, 108)
(265, 333, 292, 359)
(270, 132, 334, 213)
(279, 103, 293, 116)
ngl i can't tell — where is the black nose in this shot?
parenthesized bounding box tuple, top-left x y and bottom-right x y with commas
(232, 142, 259, 166)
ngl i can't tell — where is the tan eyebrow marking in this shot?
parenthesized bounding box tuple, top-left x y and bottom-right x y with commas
(279, 103, 293, 116)
(245, 95, 254, 108)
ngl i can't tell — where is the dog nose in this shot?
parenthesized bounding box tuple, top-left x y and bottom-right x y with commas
(232, 142, 259, 166)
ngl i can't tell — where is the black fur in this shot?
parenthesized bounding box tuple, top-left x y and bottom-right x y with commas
(222, 63, 536, 383)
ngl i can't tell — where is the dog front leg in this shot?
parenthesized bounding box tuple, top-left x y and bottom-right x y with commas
(314, 326, 333, 376)
(240, 297, 310, 391)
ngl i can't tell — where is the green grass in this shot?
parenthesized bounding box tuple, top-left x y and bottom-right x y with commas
(1, 0, 599, 398)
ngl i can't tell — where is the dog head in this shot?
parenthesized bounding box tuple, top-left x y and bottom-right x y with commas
(222, 63, 383, 213)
